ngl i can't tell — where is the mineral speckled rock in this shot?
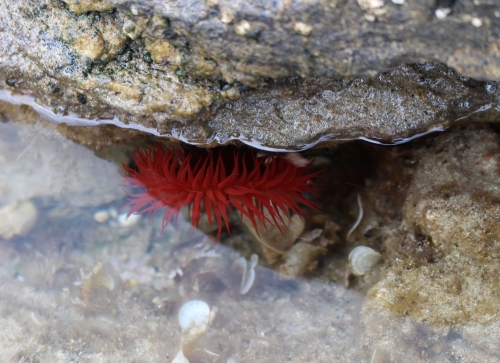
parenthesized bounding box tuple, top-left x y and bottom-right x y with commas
(97, 0, 500, 81)
(1, 1, 500, 149)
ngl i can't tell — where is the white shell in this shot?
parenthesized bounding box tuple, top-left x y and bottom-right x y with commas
(178, 300, 210, 332)
(348, 246, 382, 276)
(118, 212, 141, 227)
(239, 254, 258, 295)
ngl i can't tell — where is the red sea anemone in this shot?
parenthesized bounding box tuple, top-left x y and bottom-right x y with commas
(122, 144, 322, 240)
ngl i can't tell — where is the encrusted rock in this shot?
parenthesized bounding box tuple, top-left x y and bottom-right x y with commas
(1, 1, 500, 149)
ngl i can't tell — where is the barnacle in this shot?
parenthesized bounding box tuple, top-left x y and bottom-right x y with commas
(122, 145, 322, 240)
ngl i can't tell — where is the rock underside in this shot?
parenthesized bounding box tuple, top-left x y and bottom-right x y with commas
(0, 0, 499, 148)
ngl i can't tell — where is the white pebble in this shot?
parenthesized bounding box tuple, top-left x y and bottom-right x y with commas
(358, 0, 384, 9)
(234, 20, 251, 36)
(293, 22, 313, 36)
(93, 210, 110, 223)
(435, 8, 451, 19)
(364, 14, 376, 22)
(118, 213, 141, 227)
(471, 17, 482, 27)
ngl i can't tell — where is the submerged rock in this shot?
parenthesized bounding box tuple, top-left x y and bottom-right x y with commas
(1, 114, 500, 361)
(369, 126, 500, 325)
(340, 125, 500, 361)
(0, 108, 125, 207)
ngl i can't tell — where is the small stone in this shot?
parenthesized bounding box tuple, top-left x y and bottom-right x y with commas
(93, 210, 110, 223)
(294, 22, 313, 36)
(118, 213, 141, 227)
(143, 52, 153, 63)
(234, 20, 251, 36)
(220, 9, 234, 23)
(220, 86, 240, 99)
(471, 17, 482, 27)
(153, 274, 174, 291)
(364, 14, 376, 21)
(0, 200, 38, 240)
(435, 8, 451, 19)
(358, 0, 384, 10)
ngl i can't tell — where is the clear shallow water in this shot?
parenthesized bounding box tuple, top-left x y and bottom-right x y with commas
(1, 119, 500, 362)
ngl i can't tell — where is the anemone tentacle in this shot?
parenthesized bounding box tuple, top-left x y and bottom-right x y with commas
(122, 144, 322, 240)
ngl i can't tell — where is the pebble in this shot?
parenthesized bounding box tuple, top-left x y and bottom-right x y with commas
(0, 200, 38, 239)
(118, 213, 141, 227)
(93, 210, 110, 223)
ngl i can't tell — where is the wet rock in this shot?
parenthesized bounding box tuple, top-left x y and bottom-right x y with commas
(353, 126, 500, 361)
(1, 1, 500, 149)
(364, 126, 500, 326)
(60, 0, 500, 82)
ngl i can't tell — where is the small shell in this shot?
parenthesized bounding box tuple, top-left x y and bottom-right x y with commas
(178, 300, 210, 333)
(348, 246, 382, 276)
(80, 262, 115, 304)
(118, 213, 141, 227)
(239, 254, 258, 295)
(91, 262, 115, 291)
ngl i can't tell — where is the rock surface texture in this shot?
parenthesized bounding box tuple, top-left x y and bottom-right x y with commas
(340, 125, 500, 362)
(1, 1, 499, 148)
